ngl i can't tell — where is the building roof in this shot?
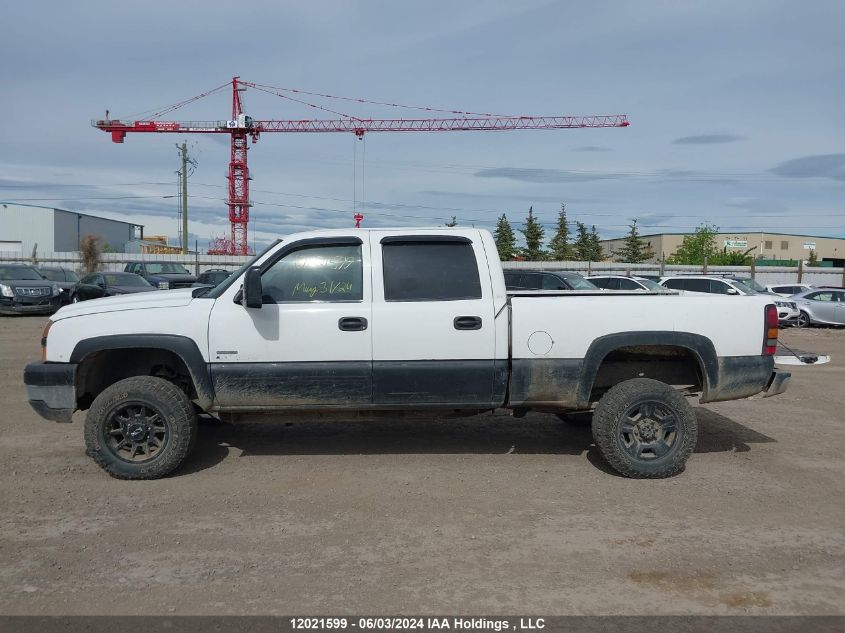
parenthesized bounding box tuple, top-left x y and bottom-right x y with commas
(0, 201, 143, 228)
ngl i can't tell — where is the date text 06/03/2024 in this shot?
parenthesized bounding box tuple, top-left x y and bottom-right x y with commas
(289, 617, 546, 631)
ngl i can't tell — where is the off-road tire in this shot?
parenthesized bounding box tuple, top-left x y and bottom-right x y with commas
(85, 376, 197, 480)
(592, 378, 697, 479)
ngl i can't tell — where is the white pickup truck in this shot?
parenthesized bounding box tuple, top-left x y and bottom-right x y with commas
(24, 228, 789, 480)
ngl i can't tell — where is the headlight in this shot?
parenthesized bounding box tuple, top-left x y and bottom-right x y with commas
(0, 284, 13, 298)
(52, 284, 61, 297)
(157, 281, 170, 289)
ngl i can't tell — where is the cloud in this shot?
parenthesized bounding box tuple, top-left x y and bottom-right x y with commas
(572, 146, 611, 152)
(769, 154, 845, 181)
(672, 134, 746, 145)
(474, 167, 624, 183)
(725, 197, 788, 214)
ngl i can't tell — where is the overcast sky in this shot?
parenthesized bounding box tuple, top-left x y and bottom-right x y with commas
(1, 0, 843, 250)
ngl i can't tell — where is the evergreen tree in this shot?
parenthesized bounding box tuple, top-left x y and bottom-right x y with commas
(666, 223, 720, 264)
(588, 225, 604, 261)
(493, 214, 517, 260)
(520, 206, 546, 261)
(444, 216, 458, 227)
(807, 250, 819, 266)
(548, 203, 573, 261)
(612, 219, 654, 262)
(573, 221, 591, 260)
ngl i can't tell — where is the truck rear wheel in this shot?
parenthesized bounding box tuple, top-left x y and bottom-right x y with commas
(84, 376, 197, 480)
(591, 378, 697, 478)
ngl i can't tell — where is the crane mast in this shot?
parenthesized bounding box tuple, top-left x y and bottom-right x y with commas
(93, 77, 629, 255)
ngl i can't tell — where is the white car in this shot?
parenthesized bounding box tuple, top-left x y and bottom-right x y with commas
(765, 283, 815, 297)
(24, 228, 789, 480)
(660, 276, 799, 322)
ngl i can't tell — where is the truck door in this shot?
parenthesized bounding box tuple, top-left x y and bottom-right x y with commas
(369, 232, 499, 407)
(207, 235, 373, 408)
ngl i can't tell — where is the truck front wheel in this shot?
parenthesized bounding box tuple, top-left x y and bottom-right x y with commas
(591, 378, 697, 478)
(84, 376, 197, 480)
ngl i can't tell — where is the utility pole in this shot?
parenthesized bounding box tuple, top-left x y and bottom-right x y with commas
(179, 142, 189, 254)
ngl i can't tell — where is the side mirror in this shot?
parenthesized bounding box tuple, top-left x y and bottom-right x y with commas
(241, 267, 263, 309)
(726, 288, 739, 295)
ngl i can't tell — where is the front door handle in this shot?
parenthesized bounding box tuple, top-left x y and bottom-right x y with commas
(454, 316, 482, 330)
(338, 316, 368, 332)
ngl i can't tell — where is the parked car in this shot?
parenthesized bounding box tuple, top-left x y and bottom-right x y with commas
(660, 275, 798, 322)
(192, 268, 232, 288)
(660, 275, 753, 296)
(504, 270, 598, 291)
(765, 283, 815, 297)
(727, 277, 800, 323)
(792, 288, 845, 327)
(0, 264, 62, 315)
(37, 266, 80, 304)
(25, 228, 788, 481)
(70, 272, 157, 303)
(587, 275, 666, 291)
(124, 262, 197, 289)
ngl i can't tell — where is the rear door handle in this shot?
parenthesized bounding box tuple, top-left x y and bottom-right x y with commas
(338, 316, 368, 332)
(454, 316, 482, 330)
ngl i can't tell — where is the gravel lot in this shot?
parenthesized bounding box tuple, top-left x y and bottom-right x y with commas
(1, 316, 843, 615)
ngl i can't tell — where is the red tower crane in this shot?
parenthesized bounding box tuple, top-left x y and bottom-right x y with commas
(93, 77, 628, 255)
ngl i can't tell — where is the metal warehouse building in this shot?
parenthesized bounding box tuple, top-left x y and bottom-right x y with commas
(600, 231, 845, 266)
(0, 203, 143, 254)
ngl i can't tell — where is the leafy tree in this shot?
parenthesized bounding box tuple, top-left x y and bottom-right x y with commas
(807, 250, 819, 266)
(493, 214, 517, 260)
(519, 206, 546, 261)
(666, 223, 720, 264)
(548, 203, 573, 261)
(444, 216, 458, 227)
(612, 219, 654, 262)
(710, 246, 756, 265)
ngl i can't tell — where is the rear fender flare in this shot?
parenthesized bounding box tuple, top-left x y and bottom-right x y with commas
(578, 331, 717, 406)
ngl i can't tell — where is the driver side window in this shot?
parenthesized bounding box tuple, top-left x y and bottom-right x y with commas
(260, 244, 363, 303)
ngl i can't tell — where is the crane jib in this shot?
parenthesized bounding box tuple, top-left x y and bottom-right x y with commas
(92, 76, 628, 254)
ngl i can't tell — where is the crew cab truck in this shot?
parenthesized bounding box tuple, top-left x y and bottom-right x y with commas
(24, 228, 790, 480)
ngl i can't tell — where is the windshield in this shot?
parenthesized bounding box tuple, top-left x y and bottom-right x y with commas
(564, 275, 599, 290)
(636, 278, 663, 290)
(105, 274, 151, 287)
(207, 240, 282, 299)
(146, 263, 190, 274)
(731, 280, 757, 294)
(0, 265, 44, 281)
(735, 277, 766, 293)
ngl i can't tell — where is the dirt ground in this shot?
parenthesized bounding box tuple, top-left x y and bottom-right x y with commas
(0, 316, 843, 615)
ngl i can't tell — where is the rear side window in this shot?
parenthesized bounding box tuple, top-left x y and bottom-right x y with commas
(382, 241, 482, 301)
(686, 279, 710, 293)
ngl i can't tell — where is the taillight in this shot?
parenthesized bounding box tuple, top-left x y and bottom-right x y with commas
(763, 304, 778, 356)
(40, 320, 52, 362)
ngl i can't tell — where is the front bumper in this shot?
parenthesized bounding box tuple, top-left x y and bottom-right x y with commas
(763, 368, 791, 397)
(24, 362, 78, 422)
